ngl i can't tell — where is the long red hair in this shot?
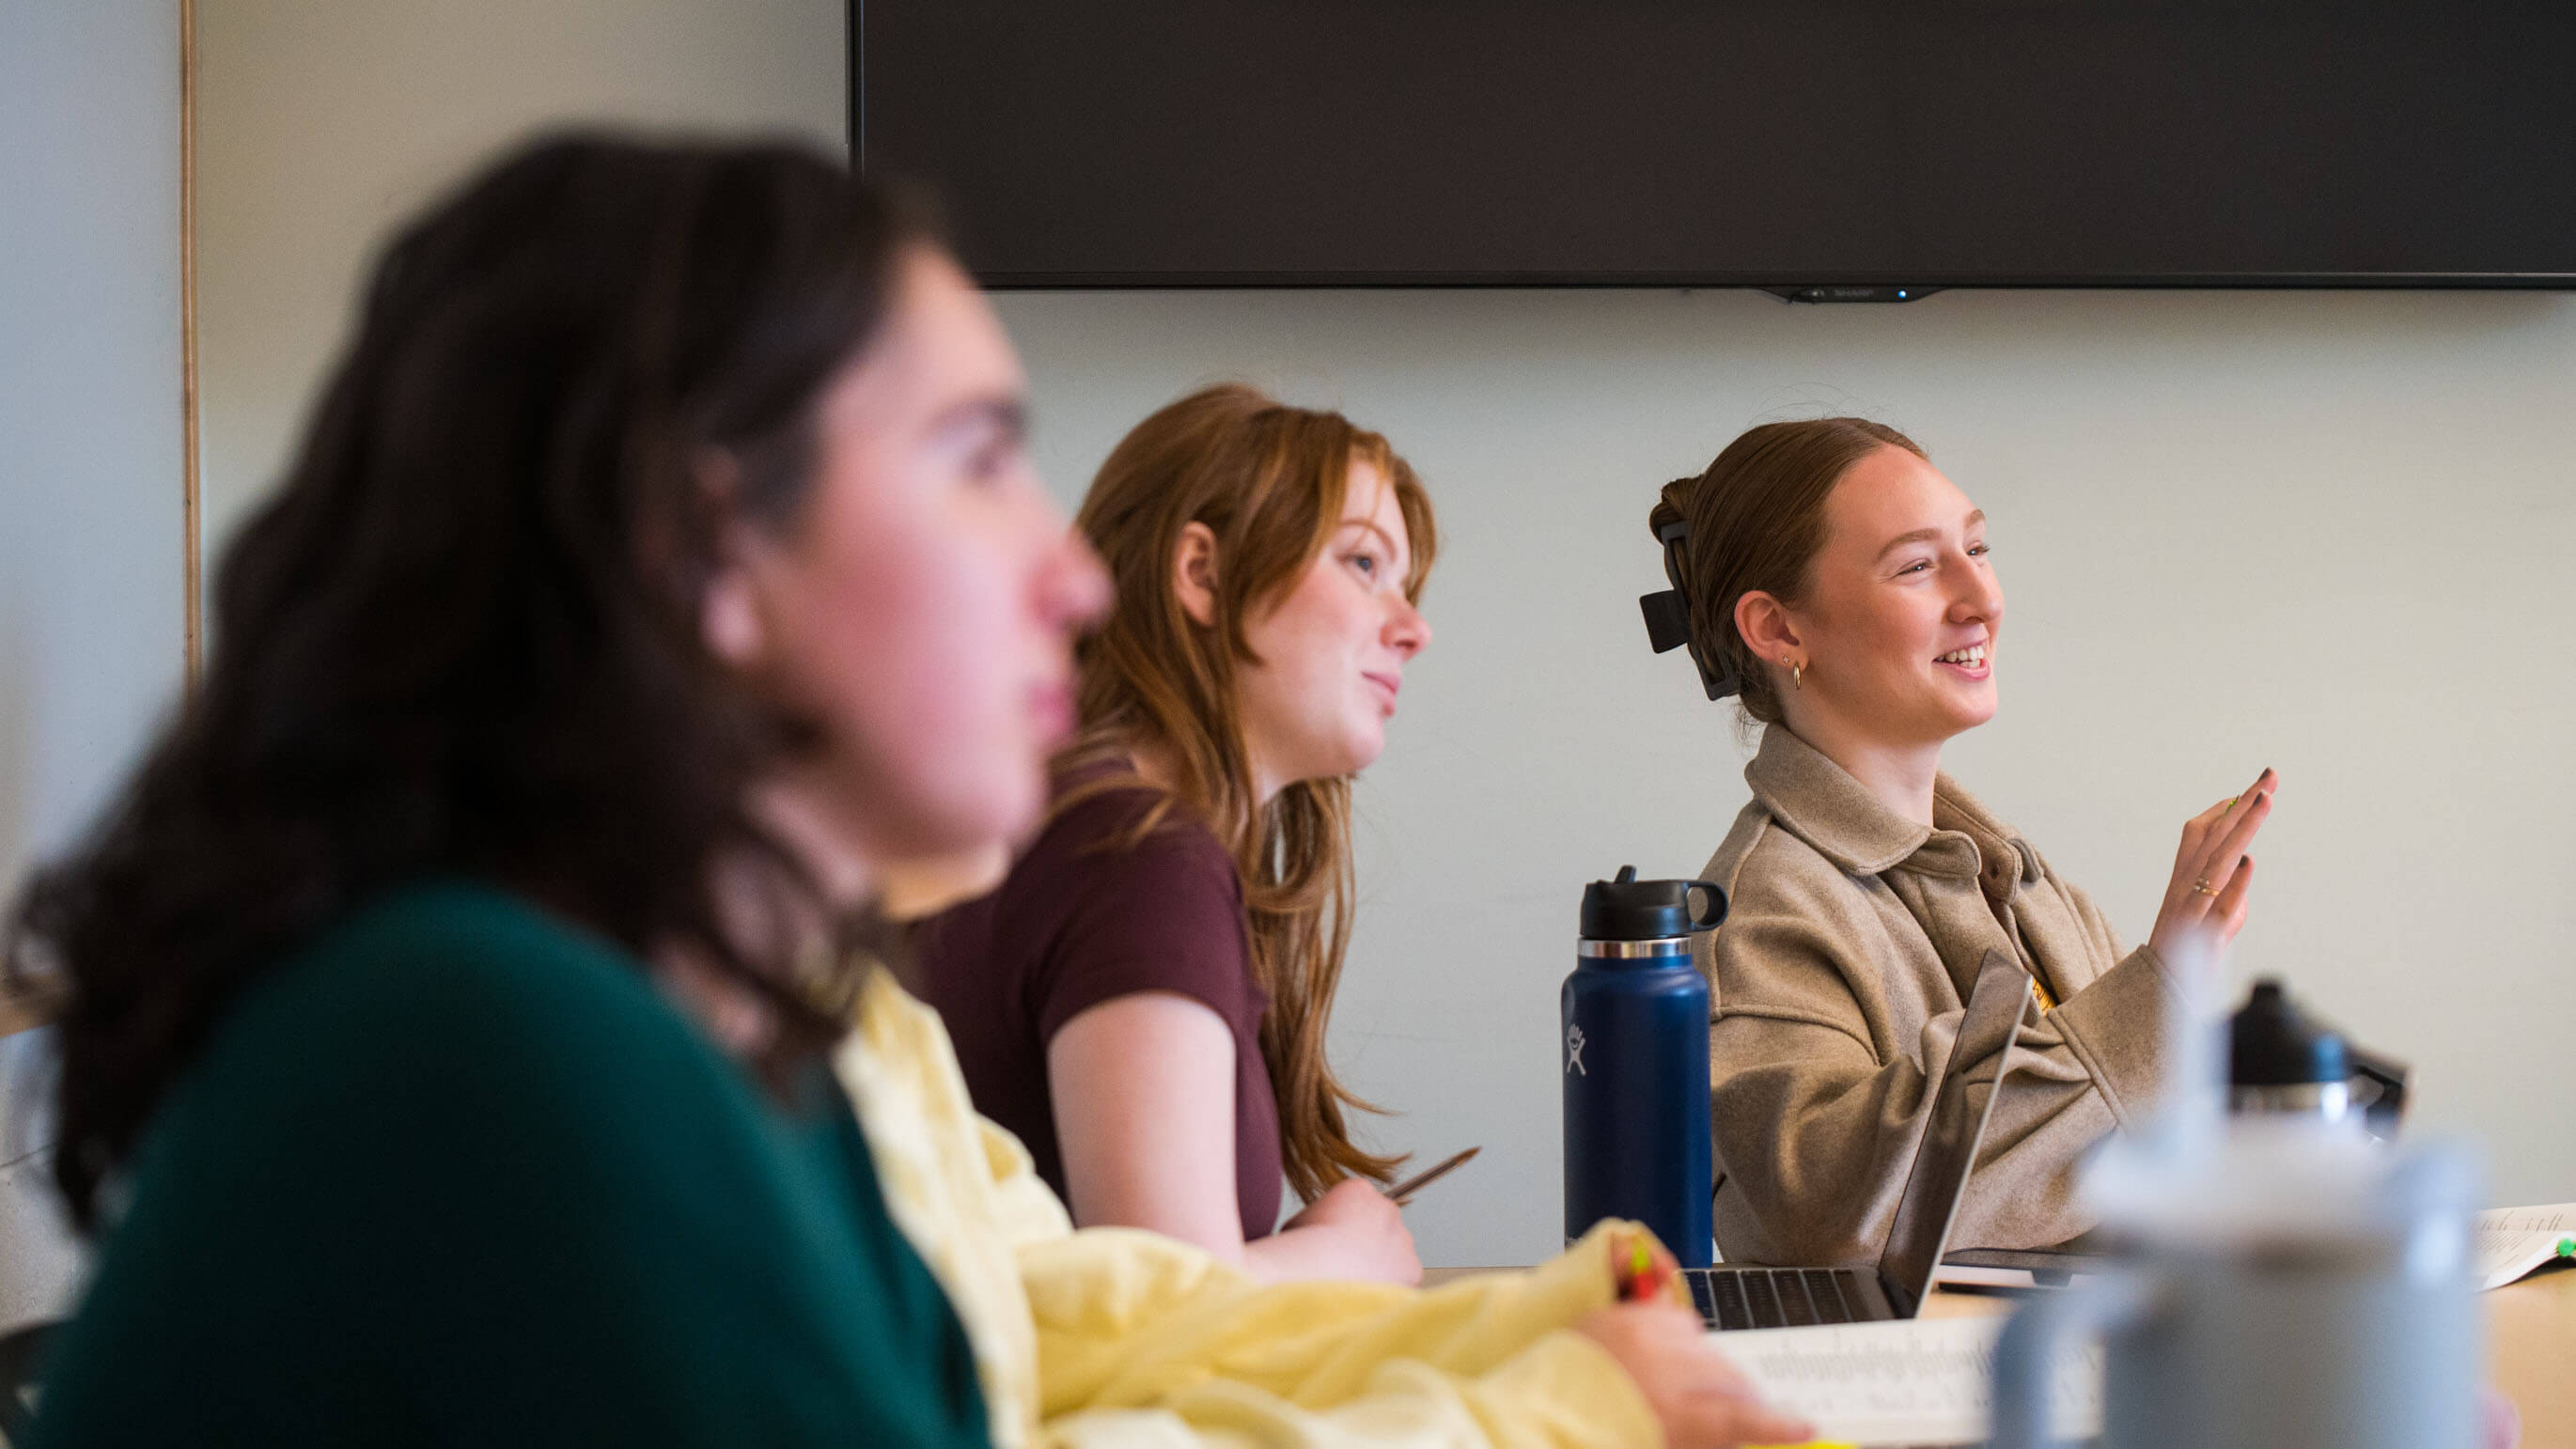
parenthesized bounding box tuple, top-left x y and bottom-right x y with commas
(1064, 383, 1436, 1200)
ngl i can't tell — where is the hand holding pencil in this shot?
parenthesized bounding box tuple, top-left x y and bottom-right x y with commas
(1384, 1145, 1480, 1206)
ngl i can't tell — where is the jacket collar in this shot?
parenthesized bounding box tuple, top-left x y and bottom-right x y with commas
(1745, 725, 2038, 890)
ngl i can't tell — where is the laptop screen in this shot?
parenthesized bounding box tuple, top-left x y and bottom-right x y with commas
(1875, 950, 2034, 1315)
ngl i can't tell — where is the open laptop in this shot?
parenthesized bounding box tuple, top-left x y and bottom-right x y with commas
(1683, 949, 2031, 1331)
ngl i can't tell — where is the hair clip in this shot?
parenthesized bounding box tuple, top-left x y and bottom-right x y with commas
(1640, 520, 1740, 700)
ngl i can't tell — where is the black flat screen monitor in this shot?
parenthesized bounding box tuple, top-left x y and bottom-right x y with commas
(851, 2, 2576, 290)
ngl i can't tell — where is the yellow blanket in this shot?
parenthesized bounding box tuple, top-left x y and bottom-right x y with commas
(835, 972, 1663, 1449)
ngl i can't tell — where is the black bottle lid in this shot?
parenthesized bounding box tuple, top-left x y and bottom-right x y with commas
(1580, 865, 1727, 942)
(2227, 978, 2350, 1087)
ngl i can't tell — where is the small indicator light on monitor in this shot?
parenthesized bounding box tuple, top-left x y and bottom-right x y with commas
(1759, 285, 1943, 304)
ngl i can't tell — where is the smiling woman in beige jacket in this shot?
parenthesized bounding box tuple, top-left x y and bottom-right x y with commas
(1643, 419, 2276, 1267)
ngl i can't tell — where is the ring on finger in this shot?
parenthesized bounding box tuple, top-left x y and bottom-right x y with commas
(2191, 878, 2219, 896)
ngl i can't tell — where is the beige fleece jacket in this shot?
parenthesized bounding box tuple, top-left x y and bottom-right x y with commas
(1694, 725, 2182, 1266)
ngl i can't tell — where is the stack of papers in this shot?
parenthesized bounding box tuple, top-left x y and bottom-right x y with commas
(1718, 1202, 2569, 1445)
(2475, 1202, 2576, 1292)
(1716, 1314, 2100, 1448)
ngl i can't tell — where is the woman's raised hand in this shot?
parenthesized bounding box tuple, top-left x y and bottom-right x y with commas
(1575, 1301, 1814, 1448)
(2148, 767, 2277, 970)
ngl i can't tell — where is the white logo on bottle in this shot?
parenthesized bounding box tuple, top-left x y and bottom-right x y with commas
(1565, 1022, 1587, 1076)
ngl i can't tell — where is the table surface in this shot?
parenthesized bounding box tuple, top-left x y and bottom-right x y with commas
(1419, 1262, 2575, 1443)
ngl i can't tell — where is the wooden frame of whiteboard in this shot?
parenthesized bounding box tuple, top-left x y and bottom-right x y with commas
(0, 986, 62, 1040)
(0, 1, 195, 1042)
(181, 0, 201, 688)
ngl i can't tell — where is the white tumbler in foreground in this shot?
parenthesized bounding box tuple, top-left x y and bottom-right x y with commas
(1989, 939, 2480, 1449)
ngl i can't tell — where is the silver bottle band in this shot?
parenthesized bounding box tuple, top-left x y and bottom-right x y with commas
(1576, 938, 1694, 958)
(2228, 1081, 2352, 1121)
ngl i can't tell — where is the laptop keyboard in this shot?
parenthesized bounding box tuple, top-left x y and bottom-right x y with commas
(1681, 1267, 1868, 1331)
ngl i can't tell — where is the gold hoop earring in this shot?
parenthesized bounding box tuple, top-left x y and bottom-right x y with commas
(1786, 656, 1803, 689)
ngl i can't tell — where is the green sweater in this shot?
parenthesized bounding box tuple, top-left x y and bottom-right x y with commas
(30, 882, 989, 1447)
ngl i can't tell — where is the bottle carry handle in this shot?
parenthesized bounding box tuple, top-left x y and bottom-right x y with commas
(2350, 1046, 2409, 1135)
(1685, 880, 1725, 932)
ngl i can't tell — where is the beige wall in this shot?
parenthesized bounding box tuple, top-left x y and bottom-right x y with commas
(5, 0, 845, 1341)
(196, 0, 848, 565)
(992, 286, 2576, 1266)
(188, 3, 2576, 1273)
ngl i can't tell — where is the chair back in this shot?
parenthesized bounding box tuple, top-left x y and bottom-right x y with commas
(0, 1320, 53, 1446)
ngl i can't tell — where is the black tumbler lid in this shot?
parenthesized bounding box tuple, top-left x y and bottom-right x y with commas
(1580, 865, 1726, 941)
(2227, 978, 2350, 1087)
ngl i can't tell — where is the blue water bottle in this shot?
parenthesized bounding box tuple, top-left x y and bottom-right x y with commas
(1562, 865, 1722, 1267)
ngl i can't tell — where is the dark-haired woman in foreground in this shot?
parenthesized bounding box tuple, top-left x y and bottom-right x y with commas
(13, 135, 1091, 1444)
(13, 133, 1806, 1448)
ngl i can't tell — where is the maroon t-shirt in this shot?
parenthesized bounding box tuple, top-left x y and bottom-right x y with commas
(906, 781, 1286, 1241)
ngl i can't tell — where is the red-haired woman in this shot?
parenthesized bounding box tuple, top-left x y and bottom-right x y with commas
(912, 384, 1433, 1285)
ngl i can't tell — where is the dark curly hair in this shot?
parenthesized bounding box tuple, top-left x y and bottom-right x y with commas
(6, 132, 933, 1228)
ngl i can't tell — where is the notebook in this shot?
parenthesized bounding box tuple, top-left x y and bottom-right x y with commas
(1713, 1312, 2103, 1446)
(2474, 1201, 2576, 1291)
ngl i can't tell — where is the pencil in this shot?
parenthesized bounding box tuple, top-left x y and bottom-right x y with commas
(1386, 1145, 1481, 1205)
